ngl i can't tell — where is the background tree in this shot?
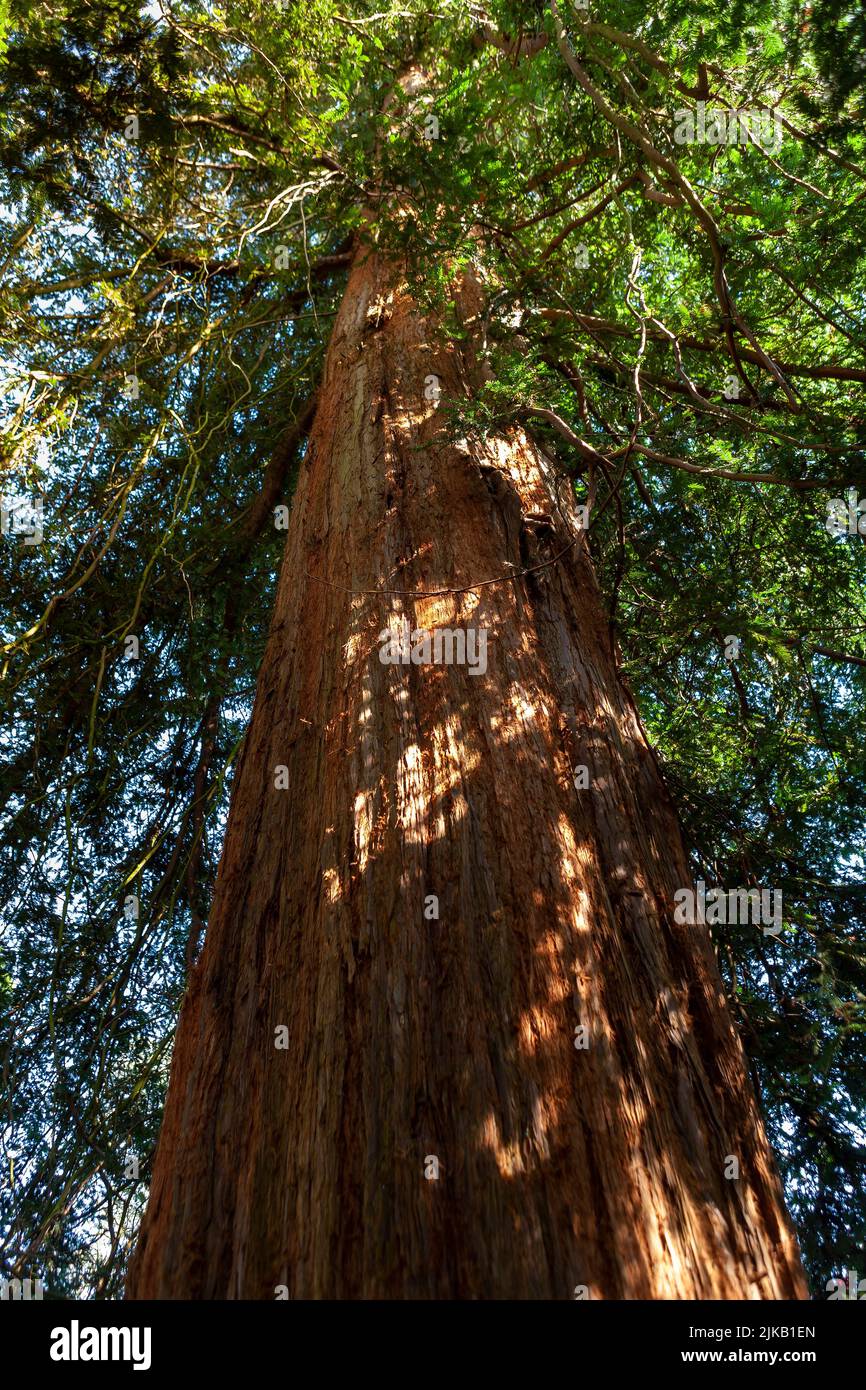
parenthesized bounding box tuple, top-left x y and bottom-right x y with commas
(0, 0, 864, 1296)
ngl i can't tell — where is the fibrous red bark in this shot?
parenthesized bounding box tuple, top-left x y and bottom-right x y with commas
(126, 243, 807, 1300)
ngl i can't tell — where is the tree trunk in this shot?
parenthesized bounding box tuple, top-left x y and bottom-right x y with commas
(126, 244, 807, 1300)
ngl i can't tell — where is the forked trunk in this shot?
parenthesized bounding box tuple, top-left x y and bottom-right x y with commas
(126, 245, 807, 1300)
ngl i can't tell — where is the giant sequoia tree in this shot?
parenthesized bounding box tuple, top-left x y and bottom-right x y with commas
(1, 0, 864, 1300)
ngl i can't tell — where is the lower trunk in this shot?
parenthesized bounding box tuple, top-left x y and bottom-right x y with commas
(126, 247, 806, 1300)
